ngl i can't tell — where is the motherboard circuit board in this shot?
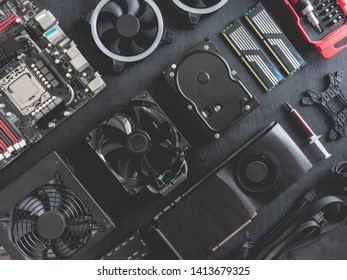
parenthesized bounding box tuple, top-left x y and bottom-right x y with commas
(0, 0, 106, 169)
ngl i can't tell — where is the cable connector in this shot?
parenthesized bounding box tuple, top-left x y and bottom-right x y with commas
(313, 211, 328, 227)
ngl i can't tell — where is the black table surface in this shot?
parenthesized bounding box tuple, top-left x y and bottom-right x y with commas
(1, 0, 347, 260)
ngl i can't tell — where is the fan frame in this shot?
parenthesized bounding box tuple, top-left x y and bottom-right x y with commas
(90, 0, 165, 63)
(87, 91, 191, 196)
(171, 0, 229, 15)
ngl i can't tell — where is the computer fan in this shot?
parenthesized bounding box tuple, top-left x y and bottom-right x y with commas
(0, 152, 115, 260)
(170, 0, 229, 27)
(88, 0, 174, 73)
(88, 92, 190, 196)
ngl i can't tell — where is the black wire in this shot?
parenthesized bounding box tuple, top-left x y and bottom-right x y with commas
(332, 161, 347, 193)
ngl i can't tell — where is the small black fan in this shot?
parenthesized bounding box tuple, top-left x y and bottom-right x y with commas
(171, 0, 229, 27)
(9, 173, 103, 260)
(89, 92, 190, 196)
(89, 0, 173, 73)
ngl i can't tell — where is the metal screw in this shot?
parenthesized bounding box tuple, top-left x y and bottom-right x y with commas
(245, 105, 251, 111)
(214, 134, 220, 140)
(214, 105, 222, 112)
(187, 105, 193, 110)
(169, 72, 175, 78)
(231, 70, 237, 75)
(171, 64, 177, 69)
(204, 45, 210, 50)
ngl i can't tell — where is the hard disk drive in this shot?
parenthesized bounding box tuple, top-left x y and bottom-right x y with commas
(164, 38, 259, 139)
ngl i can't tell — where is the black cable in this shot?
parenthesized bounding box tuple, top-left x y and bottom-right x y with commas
(332, 162, 347, 193)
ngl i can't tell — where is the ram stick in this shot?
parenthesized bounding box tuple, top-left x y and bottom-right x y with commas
(222, 19, 284, 92)
(244, 3, 306, 75)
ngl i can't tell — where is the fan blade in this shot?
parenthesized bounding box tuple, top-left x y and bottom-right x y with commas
(125, 0, 140, 15)
(108, 114, 134, 135)
(12, 219, 34, 239)
(129, 38, 146, 55)
(138, 4, 156, 24)
(145, 147, 175, 171)
(97, 21, 116, 38)
(118, 156, 141, 178)
(50, 237, 73, 259)
(42, 187, 62, 211)
(105, 147, 130, 171)
(101, 125, 128, 144)
(141, 155, 159, 177)
(16, 196, 45, 217)
(122, 106, 141, 128)
(108, 37, 121, 54)
(18, 231, 45, 259)
(102, 139, 125, 156)
(139, 27, 158, 41)
(102, 1, 123, 17)
(192, 0, 207, 7)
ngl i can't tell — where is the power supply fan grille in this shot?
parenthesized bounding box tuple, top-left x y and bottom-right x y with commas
(95, 0, 162, 58)
(10, 182, 94, 260)
(96, 102, 182, 185)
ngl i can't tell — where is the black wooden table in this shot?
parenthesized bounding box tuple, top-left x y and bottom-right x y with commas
(1, 0, 346, 259)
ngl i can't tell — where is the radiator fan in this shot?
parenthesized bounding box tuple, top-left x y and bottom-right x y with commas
(89, 0, 173, 73)
(171, 0, 229, 27)
(89, 93, 190, 196)
(9, 173, 103, 260)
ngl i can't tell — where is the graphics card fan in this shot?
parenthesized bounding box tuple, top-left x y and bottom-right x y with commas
(88, 92, 190, 196)
(89, 0, 174, 73)
(171, 0, 229, 27)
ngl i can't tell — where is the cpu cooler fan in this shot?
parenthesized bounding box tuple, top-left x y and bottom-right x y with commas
(0, 152, 115, 260)
(88, 92, 190, 196)
(170, 0, 229, 27)
(88, 0, 174, 73)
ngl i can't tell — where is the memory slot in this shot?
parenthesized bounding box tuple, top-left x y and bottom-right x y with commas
(245, 3, 306, 75)
(0, 130, 12, 147)
(0, 119, 17, 144)
(222, 19, 284, 92)
(0, 111, 23, 141)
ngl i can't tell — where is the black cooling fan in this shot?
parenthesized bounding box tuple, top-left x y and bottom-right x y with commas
(171, 0, 229, 27)
(88, 92, 190, 196)
(89, 0, 174, 73)
(0, 152, 115, 260)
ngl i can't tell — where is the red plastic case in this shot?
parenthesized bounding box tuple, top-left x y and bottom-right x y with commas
(284, 0, 347, 59)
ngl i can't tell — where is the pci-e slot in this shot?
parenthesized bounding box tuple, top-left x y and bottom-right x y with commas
(0, 14, 19, 32)
(222, 19, 284, 92)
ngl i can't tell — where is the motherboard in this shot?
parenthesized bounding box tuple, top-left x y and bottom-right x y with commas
(0, 0, 106, 169)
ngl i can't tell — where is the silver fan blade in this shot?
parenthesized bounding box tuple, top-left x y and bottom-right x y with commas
(125, 0, 141, 15)
(107, 115, 134, 135)
(16, 196, 45, 216)
(102, 1, 123, 17)
(138, 4, 155, 24)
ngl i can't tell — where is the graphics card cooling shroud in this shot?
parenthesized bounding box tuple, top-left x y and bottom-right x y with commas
(88, 92, 191, 196)
(89, 0, 174, 73)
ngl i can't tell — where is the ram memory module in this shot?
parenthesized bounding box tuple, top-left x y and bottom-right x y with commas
(222, 19, 284, 92)
(244, 3, 306, 76)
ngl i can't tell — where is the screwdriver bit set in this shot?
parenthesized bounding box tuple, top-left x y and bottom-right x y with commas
(284, 0, 347, 58)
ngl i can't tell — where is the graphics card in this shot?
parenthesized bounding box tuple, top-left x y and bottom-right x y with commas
(88, 92, 191, 196)
(164, 38, 259, 139)
(171, 0, 229, 27)
(153, 123, 313, 259)
(88, 0, 174, 73)
(0, 152, 115, 260)
(0, 0, 106, 170)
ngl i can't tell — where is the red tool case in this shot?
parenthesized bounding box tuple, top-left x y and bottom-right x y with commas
(284, 0, 347, 59)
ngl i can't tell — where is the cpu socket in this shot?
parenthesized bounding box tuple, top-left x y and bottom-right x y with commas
(0, 64, 50, 116)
